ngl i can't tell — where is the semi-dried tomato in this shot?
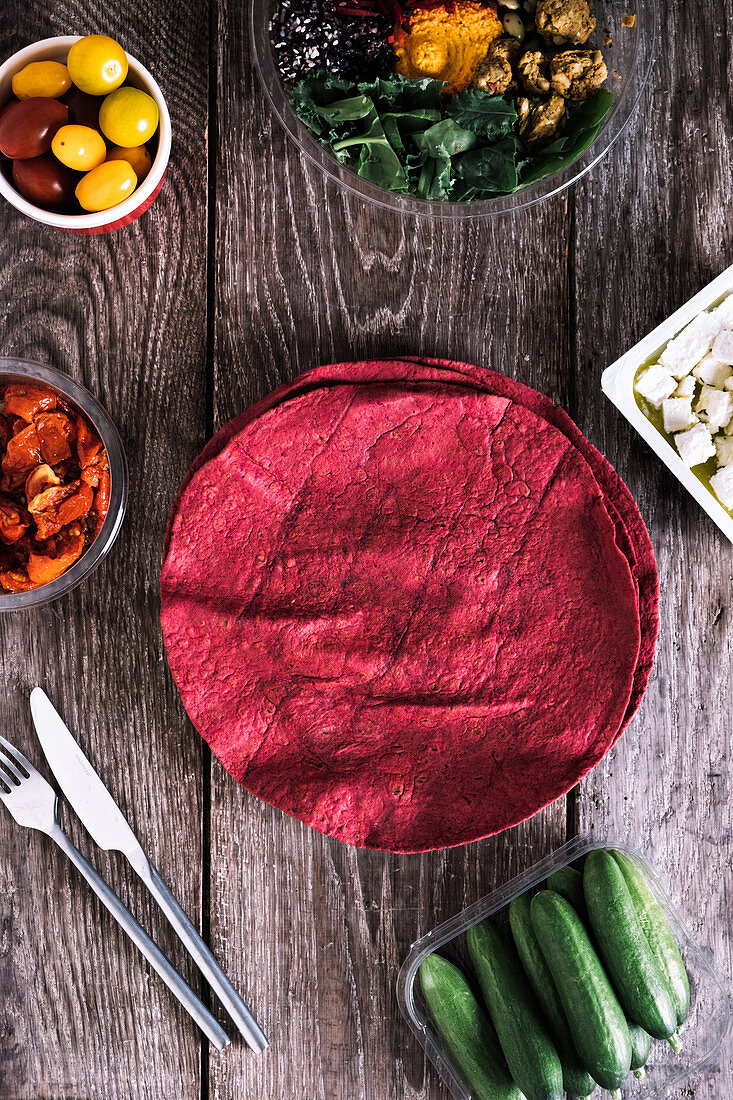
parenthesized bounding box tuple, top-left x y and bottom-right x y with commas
(0, 382, 109, 592)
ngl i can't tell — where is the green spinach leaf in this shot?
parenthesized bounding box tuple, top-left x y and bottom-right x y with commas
(447, 90, 517, 140)
(414, 118, 479, 158)
(453, 136, 521, 192)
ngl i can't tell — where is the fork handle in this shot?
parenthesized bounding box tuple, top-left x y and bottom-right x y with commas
(135, 857, 268, 1052)
(50, 825, 230, 1051)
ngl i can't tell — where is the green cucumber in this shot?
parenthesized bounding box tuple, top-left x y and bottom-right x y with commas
(584, 849, 678, 1043)
(629, 1023, 652, 1079)
(419, 954, 523, 1100)
(509, 895, 596, 1098)
(546, 866, 588, 923)
(611, 850, 690, 1027)
(530, 890, 631, 1093)
(467, 918, 564, 1100)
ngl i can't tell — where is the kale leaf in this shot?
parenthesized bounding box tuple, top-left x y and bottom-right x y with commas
(288, 72, 614, 204)
(446, 90, 518, 140)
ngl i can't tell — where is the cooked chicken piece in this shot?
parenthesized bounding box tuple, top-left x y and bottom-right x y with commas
(550, 49, 608, 99)
(516, 96, 533, 133)
(519, 93, 566, 149)
(473, 35, 522, 94)
(535, 0, 596, 45)
(518, 49, 551, 94)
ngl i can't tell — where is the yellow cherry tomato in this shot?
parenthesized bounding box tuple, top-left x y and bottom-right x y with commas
(52, 124, 106, 171)
(106, 143, 152, 181)
(99, 87, 158, 148)
(12, 61, 72, 100)
(66, 35, 128, 96)
(75, 159, 137, 212)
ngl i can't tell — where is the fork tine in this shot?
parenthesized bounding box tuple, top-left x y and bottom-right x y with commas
(0, 734, 32, 777)
(0, 752, 23, 785)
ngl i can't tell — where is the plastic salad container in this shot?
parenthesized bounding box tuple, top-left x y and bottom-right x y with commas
(397, 835, 731, 1099)
(0, 358, 127, 611)
(252, 0, 656, 219)
(602, 264, 733, 543)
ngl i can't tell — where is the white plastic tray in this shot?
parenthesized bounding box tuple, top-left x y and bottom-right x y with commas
(601, 264, 733, 544)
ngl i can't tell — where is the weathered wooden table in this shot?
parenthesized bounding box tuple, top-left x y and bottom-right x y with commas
(1, 2, 731, 1098)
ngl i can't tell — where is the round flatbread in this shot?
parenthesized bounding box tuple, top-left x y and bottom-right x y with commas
(162, 363, 649, 851)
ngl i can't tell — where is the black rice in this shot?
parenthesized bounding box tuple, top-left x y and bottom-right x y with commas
(270, 0, 395, 84)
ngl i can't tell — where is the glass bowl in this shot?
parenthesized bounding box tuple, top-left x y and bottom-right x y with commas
(251, 0, 656, 218)
(0, 358, 127, 611)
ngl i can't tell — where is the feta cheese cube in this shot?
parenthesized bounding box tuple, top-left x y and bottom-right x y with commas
(715, 435, 733, 465)
(726, 419, 733, 436)
(674, 423, 715, 466)
(711, 329, 733, 365)
(660, 312, 722, 377)
(710, 464, 733, 509)
(673, 376, 697, 397)
(635, 365, 676, 407)
(692, 354, 733, 387)
(711, 294, 733, 326)
(662, 397, 697, 433)
(696, 385, 733, 430)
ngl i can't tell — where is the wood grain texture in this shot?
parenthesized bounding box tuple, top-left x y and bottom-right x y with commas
(210, 0, 572, 1095)
(571, 3, 733, 1097)
(0, 1, 210, 1098)
(1, 0, 732, 1097)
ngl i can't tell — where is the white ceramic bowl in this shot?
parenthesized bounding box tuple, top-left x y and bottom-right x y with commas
(0, 35, 172, 234)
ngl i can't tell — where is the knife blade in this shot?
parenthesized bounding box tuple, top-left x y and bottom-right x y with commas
(29, 686, 268, 1052)
(30, 686, 144, 861)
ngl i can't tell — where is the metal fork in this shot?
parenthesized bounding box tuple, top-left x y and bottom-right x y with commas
(0, 734, 230, 1050)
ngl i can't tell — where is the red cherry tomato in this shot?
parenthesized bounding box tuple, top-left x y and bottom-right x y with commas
(11, 154, 76, 210)
(0, 97, 68, 160)
(62, 87, 105, 130)
(0, 98, 19, 121)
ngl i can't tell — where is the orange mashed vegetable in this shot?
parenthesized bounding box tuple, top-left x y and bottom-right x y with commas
(394, 1, 503, 94)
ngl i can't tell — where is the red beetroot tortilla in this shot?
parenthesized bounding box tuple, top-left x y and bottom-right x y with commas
(161, 363, 650, 852)
(402, 358, 658, 734)
(168, 357, 658, 737)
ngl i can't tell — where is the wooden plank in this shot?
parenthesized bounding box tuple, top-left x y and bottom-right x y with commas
(572, 3, 733, 1097)
(209, 3, 573, 1098)
(0, 4, 210, 1098)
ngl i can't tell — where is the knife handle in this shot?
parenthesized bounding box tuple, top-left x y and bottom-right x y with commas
(50, 825, 230, 1051)
(135, 858, 268, 1053)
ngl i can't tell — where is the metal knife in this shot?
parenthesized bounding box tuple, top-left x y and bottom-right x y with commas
(30, 687, 268, 1054)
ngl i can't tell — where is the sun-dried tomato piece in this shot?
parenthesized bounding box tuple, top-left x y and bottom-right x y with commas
(34, 411, 73, 465)
(27, 480, 94, 540)
(3, 384, 57, 422)
(0, 493, 30, 545)
(76, 416, 103, 469)
(0, 414, 12, 450)
(1, 423, 42, 480)
(80, 450, 109, 488)
(0, 566, 34, 592)
(26, 523, 85, 586)
(91, 466, 111, 535)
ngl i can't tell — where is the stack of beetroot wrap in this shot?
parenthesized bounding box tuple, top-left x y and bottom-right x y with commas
(161, 358, 658, 853)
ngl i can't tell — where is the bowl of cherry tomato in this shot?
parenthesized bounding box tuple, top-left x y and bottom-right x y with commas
(0, 358, 127, 610)
(0, 35, 171, 233)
